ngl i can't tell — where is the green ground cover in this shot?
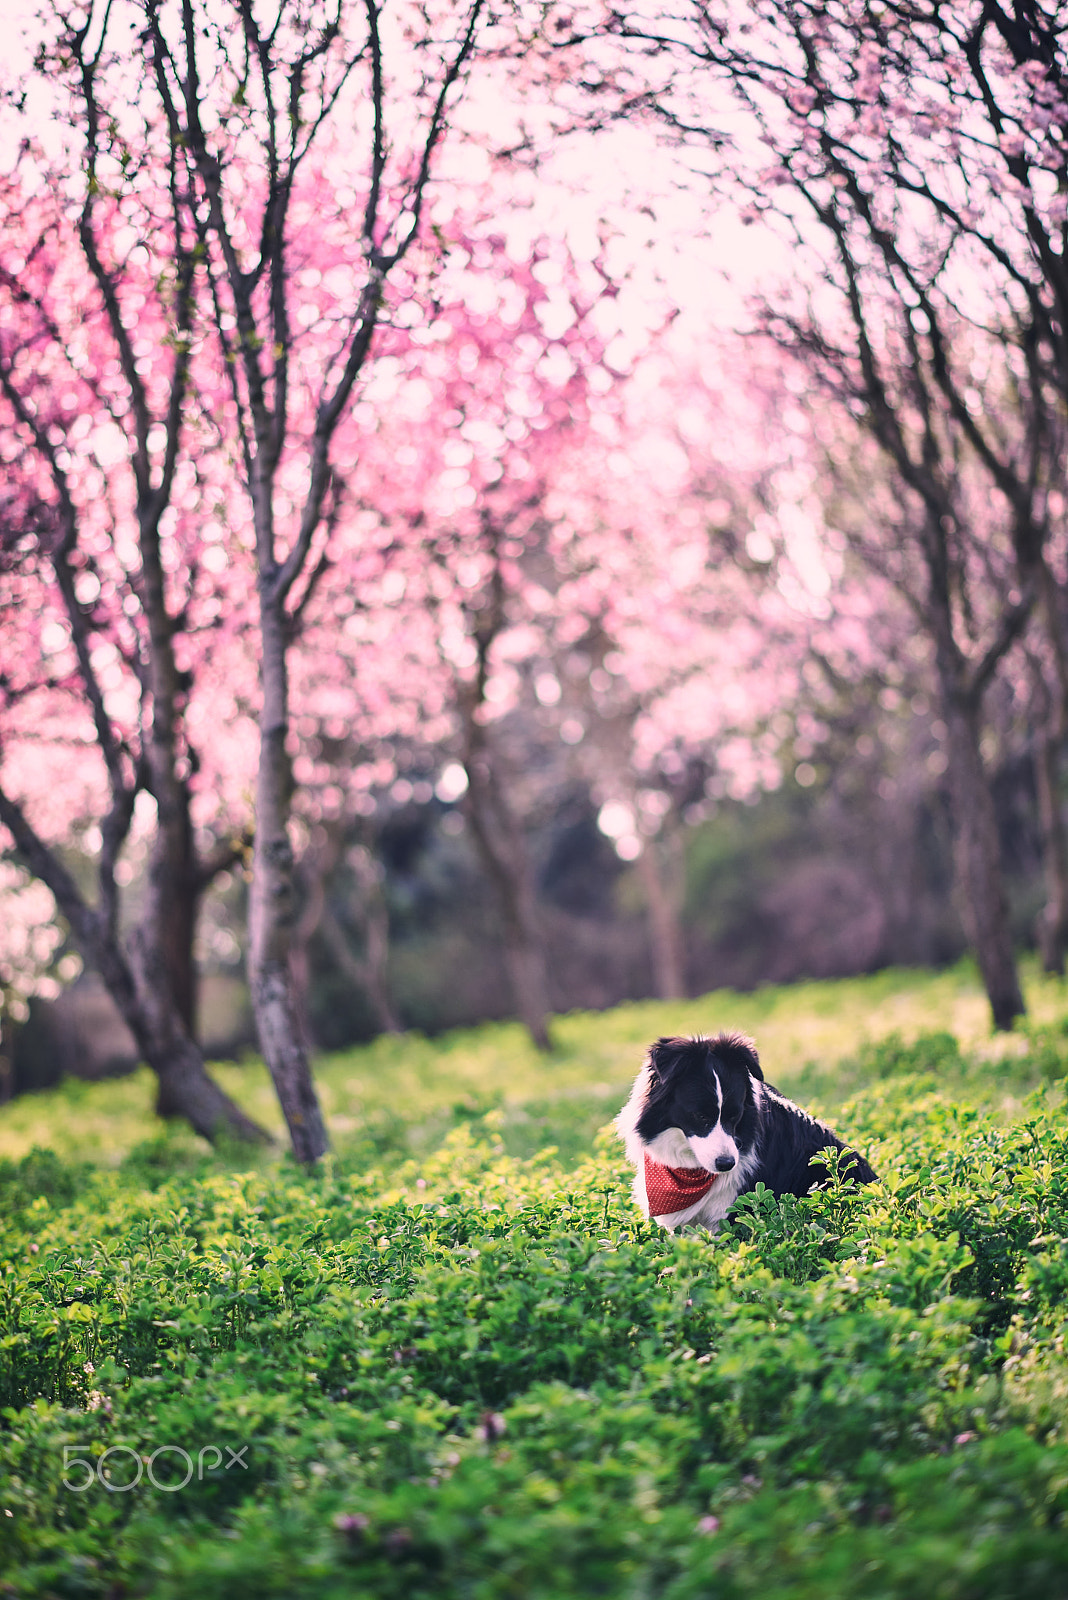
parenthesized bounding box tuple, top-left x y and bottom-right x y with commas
(3, 958, 1068, 1596)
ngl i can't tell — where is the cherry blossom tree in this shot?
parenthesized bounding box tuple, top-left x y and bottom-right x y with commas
(0, 169, 268, 1141)
(282, 209, 626, 1050)
(267, 214, 774, 1031)
(318, 297, 829, 1018)
(542, 0, 1068, 1024)
(137, 0, 496, 1158)
(538, 344, 837, 998)
(2, 0, 499, 1157)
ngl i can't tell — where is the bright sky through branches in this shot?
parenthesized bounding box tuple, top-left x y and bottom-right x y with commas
(0, 0, 791, 342)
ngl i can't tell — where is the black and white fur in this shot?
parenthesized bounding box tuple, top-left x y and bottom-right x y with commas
(617, 1031, 876, 1231)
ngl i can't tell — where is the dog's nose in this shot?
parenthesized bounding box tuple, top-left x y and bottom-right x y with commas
(714, 1155, 736, 1172)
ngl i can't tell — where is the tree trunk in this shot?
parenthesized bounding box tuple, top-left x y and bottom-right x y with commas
(160, 798, 198, 1037)
(136, 773, 198, 1039)
(149, 1033, 264, 1139)
(134, 817, 266, 1138)
(1027, 649, 1068, 976)
(290, 837, 331, 1052)
(130, 498, 267, 1136)
(636, 835, 687, 1000)
(941, 687, 1025, 1030)
(1, 800, 266, 1150)
(331, 841, 402, 1035)
(107, 921, 269, 1144)
(0, 769, 268, 1153)
(1033, 724, 1068, 975)
(248, 601, 329, 1164)
(463, 749, 553, 1051)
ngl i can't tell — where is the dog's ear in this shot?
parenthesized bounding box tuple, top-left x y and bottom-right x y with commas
(711, 1032, 763, 1082)
(646, 1036, 693, 1083)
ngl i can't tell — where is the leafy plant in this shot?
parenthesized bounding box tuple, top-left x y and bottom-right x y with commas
(3, 968, 1068, 1594)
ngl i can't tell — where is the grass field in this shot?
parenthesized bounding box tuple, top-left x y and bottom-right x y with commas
(3, 956, 1065, 1169)
(3, 957, 1068, 1596)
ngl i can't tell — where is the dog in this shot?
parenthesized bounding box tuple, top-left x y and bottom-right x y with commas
(617, 1031, 876, 1231)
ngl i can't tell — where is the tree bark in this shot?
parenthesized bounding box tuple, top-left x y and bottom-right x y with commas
(463, 747, 553, 1051)
(319, 899, 403, 1036)
(0, 776, 269, 1151)
(1033, 723, 1068, 976)
(134, 814, 262, 1130)
(106, 916, 266, 1141)
(636, 835, 687, 1000)
(331, 841, 402, 1035)
(132, 466, 266, 1128)
(138, 781, 200, 1037)
(248, 600, 329, 1164)
(940, 685, 1025, 1030)
(1026, 629, 1068, 976)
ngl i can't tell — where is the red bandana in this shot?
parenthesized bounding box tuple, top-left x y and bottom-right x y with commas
(644, 1152, 716, 1218)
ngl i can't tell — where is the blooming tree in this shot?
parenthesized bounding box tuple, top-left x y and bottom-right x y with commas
(309, 280, 834, 1016)
(543, 0, 1068, 1024)
(1, 0, 500, 1156)
(0, 164, 268, 1140)
(284, 209, 626, 1048)
(537, 342, 847, 997)
(136, 0, 497, 1158)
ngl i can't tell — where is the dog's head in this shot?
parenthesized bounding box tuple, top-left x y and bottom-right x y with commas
(632, 1032, 763, 1174)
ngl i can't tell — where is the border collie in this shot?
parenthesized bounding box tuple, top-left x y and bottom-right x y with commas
(617, 1031, 876, 1231)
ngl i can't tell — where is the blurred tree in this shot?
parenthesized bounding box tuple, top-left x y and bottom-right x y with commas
(300, 217, 625, 1050)
(541, 347, 820, 999)
(0, 863, 69, 1102)
(550, 0, 1068, 1024)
